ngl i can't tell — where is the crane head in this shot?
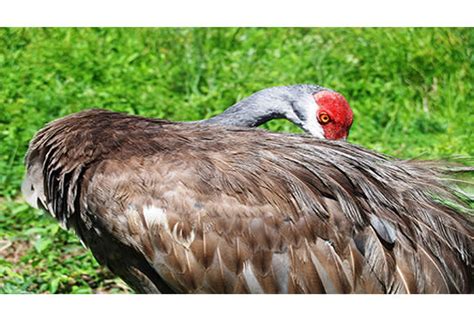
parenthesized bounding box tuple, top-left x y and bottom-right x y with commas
(312, 90, 353, 140)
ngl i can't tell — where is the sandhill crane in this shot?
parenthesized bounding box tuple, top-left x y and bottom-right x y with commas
(22, 89, 473, 294)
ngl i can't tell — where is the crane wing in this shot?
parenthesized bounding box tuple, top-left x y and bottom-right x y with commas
(23, 109, 473, 293)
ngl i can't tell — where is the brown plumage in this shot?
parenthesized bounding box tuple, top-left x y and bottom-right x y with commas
(23, 109, 474, 293)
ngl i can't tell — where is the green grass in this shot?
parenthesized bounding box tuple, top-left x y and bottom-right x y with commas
(0, 28, 472, 293)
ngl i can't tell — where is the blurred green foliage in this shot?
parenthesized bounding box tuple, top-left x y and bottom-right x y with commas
(0, 28, 472, 293)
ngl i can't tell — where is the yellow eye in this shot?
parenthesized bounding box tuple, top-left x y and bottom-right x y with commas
(319, 113, 331, 125)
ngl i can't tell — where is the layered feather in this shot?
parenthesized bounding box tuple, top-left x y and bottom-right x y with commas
(23, 109, 474, 293)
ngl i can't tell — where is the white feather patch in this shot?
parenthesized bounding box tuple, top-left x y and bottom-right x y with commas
(242, 261, 264, 294)
(272, 253, 290, 293)
(143, 206, 170, 231)
(303, 96, 325, 138)
(21, 163, 46, 210)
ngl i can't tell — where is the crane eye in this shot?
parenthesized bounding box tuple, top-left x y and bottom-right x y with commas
(318, 112, 331, 125)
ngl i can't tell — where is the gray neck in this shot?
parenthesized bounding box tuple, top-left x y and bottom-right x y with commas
(198, 86, 299, 127)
